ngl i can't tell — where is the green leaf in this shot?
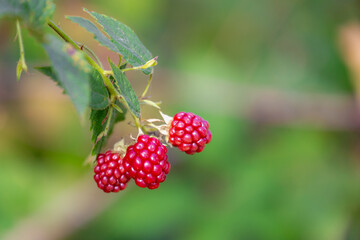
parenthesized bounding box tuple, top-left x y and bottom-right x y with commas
(27, 0, 55, 31)
(43, 35, 91, 115)
(90, 108, 108, 155)
(0, 0, 28, 18)
(36, 66, 109, 110)
(90, 105, 126, 155)
(120, 63, 127, 70)
(89, 70, 110, 110)
(90, 108, 108, 143)
(84, 9, 153, 75)
(36, 66, 58, 81)
(109, 60, 140, 117)
(36, 66, 66, 94)
(0, 0, 55, 35)
(66, 16, 118, 53)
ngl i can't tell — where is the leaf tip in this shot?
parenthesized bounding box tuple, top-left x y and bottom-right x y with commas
(83, 8, 93, 16)
(108, 57, 116, 68)
(65, 15, 76, 21)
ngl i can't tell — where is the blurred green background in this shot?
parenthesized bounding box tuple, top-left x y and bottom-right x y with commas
(2, 0, 360, 239)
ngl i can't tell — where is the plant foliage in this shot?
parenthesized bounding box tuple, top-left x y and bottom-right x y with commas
(0, 2, 156, 155)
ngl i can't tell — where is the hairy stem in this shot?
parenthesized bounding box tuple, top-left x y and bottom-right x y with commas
(141, 74, 153, 98)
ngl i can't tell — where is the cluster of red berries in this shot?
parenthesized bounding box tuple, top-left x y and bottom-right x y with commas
(94, 112, 212, 192)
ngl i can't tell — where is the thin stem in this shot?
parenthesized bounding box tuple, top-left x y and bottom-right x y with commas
(77, 42, 103, 69)
(142, 126, 158, 132)
(117, 96, 148, 134)
(111, 103, 123, 114)
(117, 96, 138, 122)
(121, 66, 145, 72)
(16, 21, 25, 62)
(124, 57, 157, 72)
(122, 67, 136, 72)
(141, 74, 153, 98)
(139, 99, 161, 109)
(16, 20, 27, 79)
(103, 70, 112, 76)
(118, 55, 122, 68)
(47, 20, 118, 96)
(48, 20, 76, 47)
(104, 107, 114, 135)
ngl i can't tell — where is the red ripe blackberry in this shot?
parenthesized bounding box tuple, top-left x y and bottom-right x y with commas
(168, 112, 212, 154)
(94, 151, 130, 193)
(124, 135, 171, 190)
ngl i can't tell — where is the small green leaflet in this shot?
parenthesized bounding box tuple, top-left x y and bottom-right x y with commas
(109, 60, 140, 117)
(90, 108, 108, 142)
(43, 35, 91, 115)
(90, 105, 126, 155)
(36, 66, 60, 87)
(83, 9, 153, 75)
(37, 66, 110, 110)
(89, 70, 110, 110)
(90, 108, 108, 155)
